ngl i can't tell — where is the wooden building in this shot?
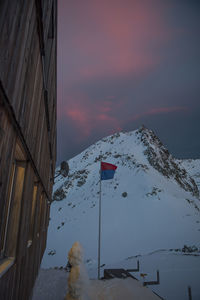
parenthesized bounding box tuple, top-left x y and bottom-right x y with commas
(0, 0, 57, 299)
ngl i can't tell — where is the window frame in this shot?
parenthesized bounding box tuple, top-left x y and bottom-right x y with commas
(27, 182, 39, 248)
(0, 160, 26, 260)
(0, 140, 26, 263)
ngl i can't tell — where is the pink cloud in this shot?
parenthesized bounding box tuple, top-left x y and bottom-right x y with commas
(100, 106, 111, 113)
(59, 95, 122, 141)
(57, 1, 184, 145)
(131, 106, 189, 121)
(147, 107, 188, 115)
(59, 0, 173, 84)
(96, 113, 115, 122)
(66, 109, 91, 136)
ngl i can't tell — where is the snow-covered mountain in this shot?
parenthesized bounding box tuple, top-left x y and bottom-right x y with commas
(42, 126, 200, 281)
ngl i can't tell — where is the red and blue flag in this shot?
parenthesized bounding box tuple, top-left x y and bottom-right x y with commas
(101, 162, 117, 180)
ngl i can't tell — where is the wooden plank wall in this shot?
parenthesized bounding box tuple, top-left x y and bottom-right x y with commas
(0, 0, 57, 299)
(0, 0, 57, 194)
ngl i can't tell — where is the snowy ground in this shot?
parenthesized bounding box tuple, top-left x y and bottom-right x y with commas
(32, 269, 160, 300)
(33, 251, 200, 300)
(105, 250, 200, 300)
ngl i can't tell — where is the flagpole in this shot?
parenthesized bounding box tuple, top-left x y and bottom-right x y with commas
(98, 159, 102, 280)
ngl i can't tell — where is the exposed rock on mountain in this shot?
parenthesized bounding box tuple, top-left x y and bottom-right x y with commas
(137, 126, 199, 197)
(43, 127, 200, 276)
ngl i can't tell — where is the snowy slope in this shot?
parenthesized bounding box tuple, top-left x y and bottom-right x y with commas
(42, 127, 200, 280)
(178, 159, 200, 189)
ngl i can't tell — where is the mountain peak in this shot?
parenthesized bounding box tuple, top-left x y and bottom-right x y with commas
(135, 126, 199, 198)
(44, 127, 200, 274)
(55, 127, 199, 199)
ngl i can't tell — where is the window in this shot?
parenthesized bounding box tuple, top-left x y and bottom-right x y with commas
(0, 141, 26, 260)
(45, 202, 50, 228)
(37, 193, 44, 235)
(36, 192, 48, 236)
(1, 162, 26, 258)
(41, 196, 47, 231)
(27, 183, 38, 247)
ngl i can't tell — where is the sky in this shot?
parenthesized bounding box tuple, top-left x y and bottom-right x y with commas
(57, 0, 200, 165)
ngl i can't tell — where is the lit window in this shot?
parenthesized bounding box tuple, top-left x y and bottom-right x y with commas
(0, 141, 26, 260)
(37, 193, 44, 235)
(1, 161, 26, 258)
(27, 183, 38, 247)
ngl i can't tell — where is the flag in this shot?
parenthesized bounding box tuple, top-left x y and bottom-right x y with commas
(101, 162, 117, 180)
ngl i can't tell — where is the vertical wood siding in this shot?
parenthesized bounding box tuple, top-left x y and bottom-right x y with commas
(0, 0, 57, 299)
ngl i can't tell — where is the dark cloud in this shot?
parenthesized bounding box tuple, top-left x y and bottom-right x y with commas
(57, 0, 200, 165)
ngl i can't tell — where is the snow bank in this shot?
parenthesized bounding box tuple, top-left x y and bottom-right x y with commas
(65, 242, 91, 300)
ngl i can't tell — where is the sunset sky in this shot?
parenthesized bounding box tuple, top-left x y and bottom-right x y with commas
(57, 0, 200, 165)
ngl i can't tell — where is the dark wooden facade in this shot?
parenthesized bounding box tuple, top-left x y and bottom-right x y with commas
(0, 1, 57, 299)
